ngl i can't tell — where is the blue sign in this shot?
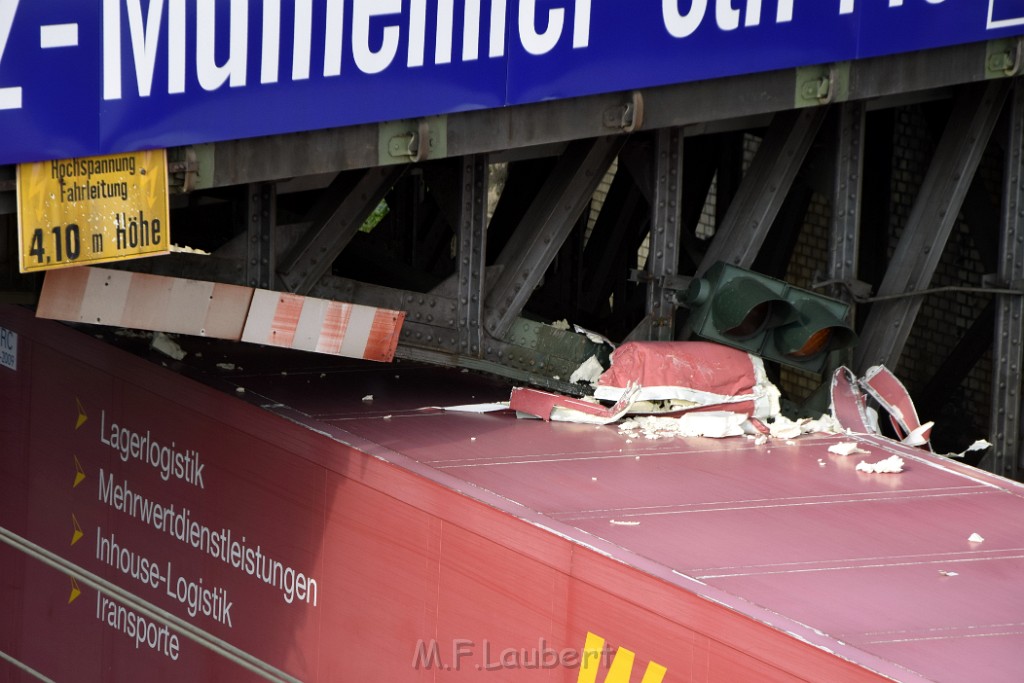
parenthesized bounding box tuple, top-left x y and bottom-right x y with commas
(0, 0, 1022, 165)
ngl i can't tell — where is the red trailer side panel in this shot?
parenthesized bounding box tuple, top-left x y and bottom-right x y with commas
(2, 305, 1023, 682)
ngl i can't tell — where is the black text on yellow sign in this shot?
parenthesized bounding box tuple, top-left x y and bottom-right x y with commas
(16, 150, 170, 273)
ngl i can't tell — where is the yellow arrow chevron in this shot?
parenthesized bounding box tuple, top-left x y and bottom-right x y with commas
(75, 398, 87, 430)
(71, 514, 83, 546)
(73, 455, 86, 488)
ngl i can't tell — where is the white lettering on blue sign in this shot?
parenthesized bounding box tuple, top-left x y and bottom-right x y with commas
(0, 1, 1019, 164)
(99, 0, 592, 96)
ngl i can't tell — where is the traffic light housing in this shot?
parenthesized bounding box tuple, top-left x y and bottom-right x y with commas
(682, 262, 856, 373)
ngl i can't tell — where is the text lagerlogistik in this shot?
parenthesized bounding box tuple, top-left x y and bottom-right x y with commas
(100, 410, 205, 489)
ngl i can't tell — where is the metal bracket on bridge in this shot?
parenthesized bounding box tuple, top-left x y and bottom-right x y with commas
(603, 91, 644, 133)
(986, 37, 1024, 78)
(795, 63, 848, 108)
(379, 117, 447, 165)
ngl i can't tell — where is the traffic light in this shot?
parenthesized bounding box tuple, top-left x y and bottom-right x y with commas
(681, 262, 856, 372)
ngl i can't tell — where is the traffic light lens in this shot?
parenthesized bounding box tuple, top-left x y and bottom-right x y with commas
(711, 278, 795, 341)
(684, 262, 856, 372)
(725, 301, 771, 339)
(787, 327, 833, 358)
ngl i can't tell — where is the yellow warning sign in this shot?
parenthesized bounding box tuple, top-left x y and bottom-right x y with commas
(16, 150, 170, 272)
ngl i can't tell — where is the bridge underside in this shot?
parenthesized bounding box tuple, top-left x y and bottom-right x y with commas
(2, 40, 1023, 478)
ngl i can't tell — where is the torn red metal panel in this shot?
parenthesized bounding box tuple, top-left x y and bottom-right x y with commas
(241, 290, 405, 362)
(862, 364, 932, 448)
(508, 385, 637, 423)
(35, 266, 253, 339)
(831, 366, 875, 433)
(593, 341, 779, 417)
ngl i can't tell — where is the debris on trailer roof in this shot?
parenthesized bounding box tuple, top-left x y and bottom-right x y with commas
(512, 341, 781, 423)
(855, 455, 906, 474)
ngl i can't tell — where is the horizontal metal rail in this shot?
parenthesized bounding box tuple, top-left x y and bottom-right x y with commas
(0, 525, 302, 683)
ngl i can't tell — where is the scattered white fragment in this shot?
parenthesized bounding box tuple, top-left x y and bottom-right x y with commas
(678, 411, 748, 438)
(855, 455, 905, 474)
(460, 368, 469, 373)
(470, 437, 477, 441)
(767, 415, 805, 440)
(620, 412, 749, 439)
(754, 434, 768, 446)
(553, 375, 560, 381)
(383, 415, 392, 420)
(938, 570, 959, 577)
(570, 355, 605, 386)
(610, 519, 640, 526)
(442, 403, 509, 413)
(828, 441, 871, 456)
(901, 421, 934, 447)
(170, 243, 210, 255)
(362, 395, 373, 402)
(550, 319, 571, 330)
(573, 324, 616, 348)
(634, 456, 640, 461)
(150, 332, 186, 360)
(946, 439, 993, 459)
(235, 387, 245, 394)
(968, 532, 985, 543)
(216, 362, 237, 371)
(281, 371, 288, 376)
(195, 352, 202, 358)
(818, 459, 826, 467)
(113, 328, 150, 339)
(320, 373, 326, 379)
(591, 477, 598, 481)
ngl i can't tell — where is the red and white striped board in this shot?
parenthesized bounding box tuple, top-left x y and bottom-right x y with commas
(35, 267, 406, 362)
(241, 290, 405, 362)
(35, 266, 253, 339)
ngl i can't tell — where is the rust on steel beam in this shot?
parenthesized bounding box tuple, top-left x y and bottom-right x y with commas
(277, 165, 406, 295)
(484, 136, 623, 340)
(853, 81, 1010, 374)
(695, 106, 828, 277)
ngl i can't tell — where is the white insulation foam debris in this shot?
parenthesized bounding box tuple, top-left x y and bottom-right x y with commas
(619, 411, 747, 439)
(946, 439, 993, 459)
(150, 332, 186, 360)
(610, 519, 640, 526)
(855, 455, 904, 474)
(570, 355, 605, 386)
(828, 441, 871, 456)
(968, 532, 985, 543)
